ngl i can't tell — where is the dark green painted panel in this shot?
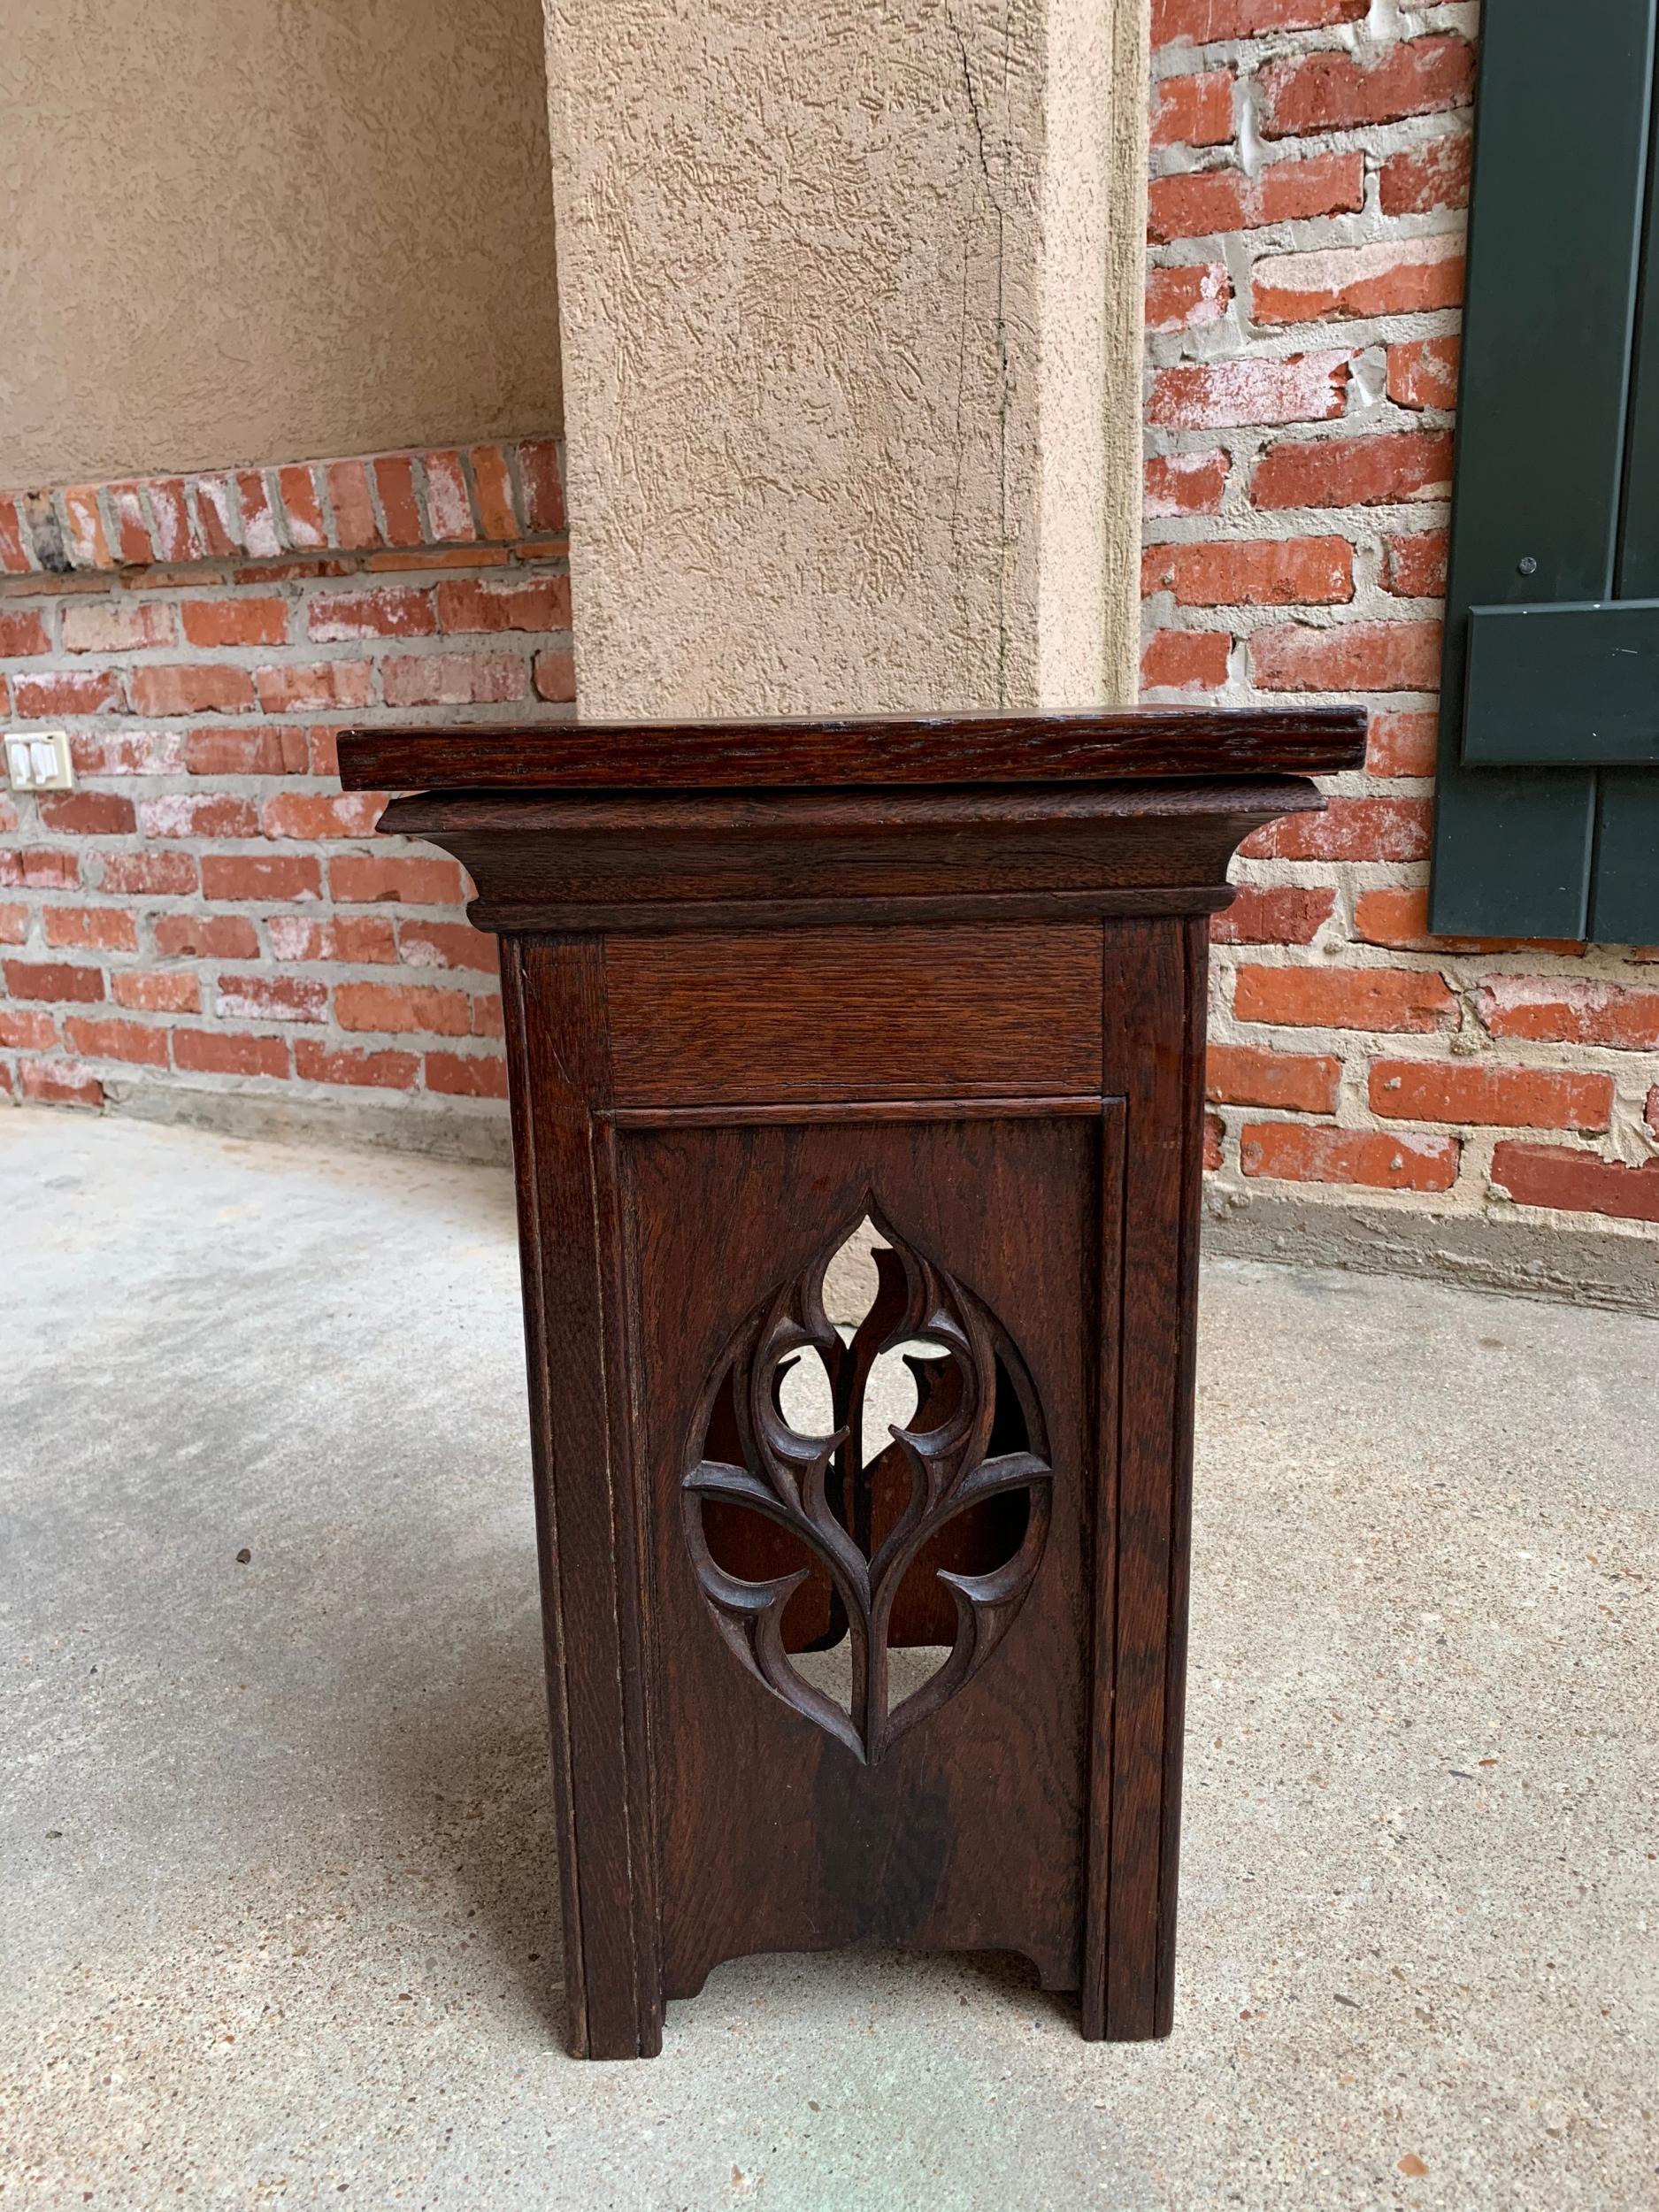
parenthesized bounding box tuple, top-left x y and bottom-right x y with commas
(1590, 779, 1659, 941)
(1463, 600, 1659, 765)
(1596, 63, 1659, 944)
(1428, 0, 1655, 940)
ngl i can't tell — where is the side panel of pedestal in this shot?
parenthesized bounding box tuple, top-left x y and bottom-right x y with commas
(1085, 914, 1209, 2039)
(501, 935, 663, 2058)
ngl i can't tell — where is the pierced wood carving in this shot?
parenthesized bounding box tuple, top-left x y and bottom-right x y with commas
(682, 1204, 1053, 1763)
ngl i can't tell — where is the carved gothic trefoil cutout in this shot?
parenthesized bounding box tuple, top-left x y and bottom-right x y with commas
(682, 1203, 1053, 1764)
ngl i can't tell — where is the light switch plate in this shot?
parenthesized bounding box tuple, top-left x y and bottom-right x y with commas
(4, 730, 74, 792)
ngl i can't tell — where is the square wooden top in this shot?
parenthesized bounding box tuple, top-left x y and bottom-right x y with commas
(335, 708, 1367, 795)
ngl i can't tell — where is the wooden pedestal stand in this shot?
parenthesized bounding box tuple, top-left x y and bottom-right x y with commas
(337, 709, 1365, 2058)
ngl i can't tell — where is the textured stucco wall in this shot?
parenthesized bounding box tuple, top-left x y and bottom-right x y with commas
(0, 0, 563, 486)
(543, 0, 1148, 716)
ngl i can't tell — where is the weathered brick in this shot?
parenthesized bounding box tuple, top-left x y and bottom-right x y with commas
(425, 1050, 510, 1099)
(1207, 1042, 1340, 1112)
(71, 732, 185, 777)
(1212, 885, 1335, 944)
(1153, 0, 1365, 41)
(329, 855, 466, 906)
(0, 902, 28, 944)
(138, 794, 260, 840)
(469, 446, 521, 541)
(326, 459, 381, 550)
(275, 465, 327, 549)
(180, 595, 289, 648)
(532, 649, 578, 703)
(235, 471, 284, 558)
(268, 915, 397, 964)
(1146, 261, 1232, 333)
(1141, 628, 1231, 690)
(1380, 130, 1472, 216)
(1489, 1141, 1659, 1225)
(1252, 431, 1454, 508)
(1351, 887, 1584, 959)
(1148, 150, 1363, 239)
(1234, 964, 1455, 1032)
(1145, 449, 1230, 517)
(4, 959, 106, 1003)
(1, 849, 80, 890)
(518, 442, 566, 534)
(201, 854, 323, 903)
(1152, 67, 1234, 146)
(44, 906, 138, 952)
(154, 914, 261, 959)
(0, 1005, 59, 1049)
(1364, 711, 1438, 780)
(1240, 1121, 1459, 1191)
(262, 793, 385, 841)
(373, 457, 426, 547)
(98, 851, 197, 896)
(1251, 620, 1442, 694)
(424, 451, 477, 542)
(184, 726, 311, 777)
(396, 919, 500, 973)
(294, 1039, 421, 1089)
(380, 651, 526, 707)
(129, 664, 256, 716)
(1387, 336, 1460, 412)
(107, 483, 156, 565)
(63, 1015, 169, 1066)
(1253, 235, 1463, 325)
(61, 487, 114, 569)
(0, 495, 33, 573)
(144, 480, 202, 563)
(334, 982, 472, 1036)
(1148, 534, 1352, 606)
(61, 601, 177, 654)
(172, 1028, 290, 1079)
(1258, 35, 1476, 138)
(253, 662, 374, 711)
(194, 476, 242, 556)
(308, 587, 437, 641)
(1371, 1059, 1613, 1133)
(1150, 350, 1352, 430)
(0, 611, 51, 657)
(1202, 1112, 1224, 1171)
(14, 670, 124, 717)
(38, 791, 136, 837)
(114, 971, 200, 1014)
(214, 974, 328, 1025)
(1475, 979, 1659, 1052)
(436, 578, 572, 634)
(1239, 796, 1433, 863)
(1383, 530, 1448, 599)
(20, 1058, 103, 1108)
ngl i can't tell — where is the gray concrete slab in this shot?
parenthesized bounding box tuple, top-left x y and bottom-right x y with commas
(1, 1110, 1655, 2212)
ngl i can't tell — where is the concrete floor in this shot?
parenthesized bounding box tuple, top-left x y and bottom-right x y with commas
(2, 1111, 1655, 2212)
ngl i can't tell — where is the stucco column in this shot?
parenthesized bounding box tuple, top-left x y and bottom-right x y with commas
(541, 0, 1148, 717)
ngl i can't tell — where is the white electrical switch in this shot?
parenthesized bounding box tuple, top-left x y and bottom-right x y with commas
(4, 730, 73, 792)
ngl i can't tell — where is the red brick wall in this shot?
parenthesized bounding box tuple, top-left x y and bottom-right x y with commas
(1145, 0, 1659, 1236)
(0, 443, 570, 1141)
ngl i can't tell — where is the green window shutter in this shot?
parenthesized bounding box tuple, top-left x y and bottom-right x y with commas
(1430, 0, 1659, 944)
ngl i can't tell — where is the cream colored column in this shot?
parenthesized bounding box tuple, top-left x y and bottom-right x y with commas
(542, 0, 1148, 717)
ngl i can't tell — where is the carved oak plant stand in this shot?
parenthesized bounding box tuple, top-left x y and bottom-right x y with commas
(336, 709, 1365, 2059)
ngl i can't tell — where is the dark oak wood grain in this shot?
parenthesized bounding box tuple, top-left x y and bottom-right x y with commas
(351, 707, 1362, 2057)
(335, 704, 1366, 794)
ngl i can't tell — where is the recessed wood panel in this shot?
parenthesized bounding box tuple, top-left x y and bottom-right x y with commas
(604, 924, 1103, 1105)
